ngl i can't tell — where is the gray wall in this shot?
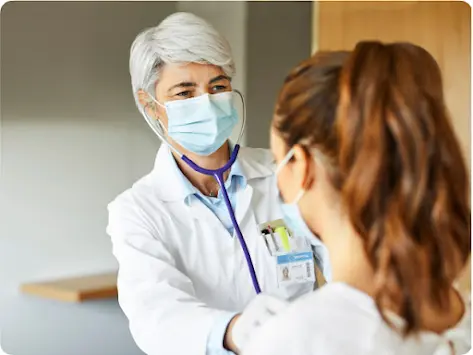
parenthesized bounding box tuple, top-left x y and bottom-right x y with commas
(246, 1, 312, 148)
(0, 3, 174, 355)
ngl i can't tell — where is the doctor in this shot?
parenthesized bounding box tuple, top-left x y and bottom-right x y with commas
(107, 12, 330, 355)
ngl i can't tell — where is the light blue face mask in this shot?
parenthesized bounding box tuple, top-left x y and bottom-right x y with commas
(275, 148, 313, 241)
(275, 148, 332, 281)
(153, 91, 238, 156)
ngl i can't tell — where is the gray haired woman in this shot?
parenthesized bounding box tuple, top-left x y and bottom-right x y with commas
(107, 12, 330, 355)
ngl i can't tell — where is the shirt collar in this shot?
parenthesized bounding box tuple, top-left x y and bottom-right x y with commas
(152, 143, 269, 203)
(168, 148, 247, 204)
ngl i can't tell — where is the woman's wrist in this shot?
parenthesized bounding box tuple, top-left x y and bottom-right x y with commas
(223, 314, 241, 353)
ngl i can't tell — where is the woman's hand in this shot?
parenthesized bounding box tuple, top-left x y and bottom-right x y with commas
(224, 294, 289, 353)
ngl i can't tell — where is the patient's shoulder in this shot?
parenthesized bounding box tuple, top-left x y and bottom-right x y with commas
(243, 283, 380, 355)
(242, 285, 343, 355)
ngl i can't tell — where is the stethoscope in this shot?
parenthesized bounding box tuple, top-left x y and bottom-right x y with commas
(142, 90, 261, 294)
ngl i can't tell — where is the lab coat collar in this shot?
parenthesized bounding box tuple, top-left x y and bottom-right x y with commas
(237, 145, 275, 181)
(151, 143, 274, 202)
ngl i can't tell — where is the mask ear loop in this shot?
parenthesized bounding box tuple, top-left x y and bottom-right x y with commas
(293, 189, 306, 204)
(275, 148, 306, 204)
(276, 148, 295, 175)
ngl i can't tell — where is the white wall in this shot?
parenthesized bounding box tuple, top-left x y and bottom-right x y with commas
(0, 120, 158, 292)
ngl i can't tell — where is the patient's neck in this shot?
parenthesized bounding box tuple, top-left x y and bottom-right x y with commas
(322, 217, 376, 296)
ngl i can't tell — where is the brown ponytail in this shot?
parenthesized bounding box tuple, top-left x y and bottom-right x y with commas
(275, 41, 470, 335)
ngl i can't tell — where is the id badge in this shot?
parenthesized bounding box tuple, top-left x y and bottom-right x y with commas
(276, 252, 315, 286)
(259, 219, 316, 287)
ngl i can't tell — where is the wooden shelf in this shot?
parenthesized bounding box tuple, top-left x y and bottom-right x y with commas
(20, 272, 118, 302)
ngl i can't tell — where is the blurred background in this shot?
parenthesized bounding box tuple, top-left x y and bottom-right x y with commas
(0, 1, 470, 355)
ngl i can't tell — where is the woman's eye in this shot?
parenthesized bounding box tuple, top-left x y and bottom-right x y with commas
(212, 85, 227, 92)
(176, 91, 192, 97)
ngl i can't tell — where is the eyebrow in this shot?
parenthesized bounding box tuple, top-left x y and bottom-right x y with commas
(209, 75, 231, 84)
(167, 75, 232, 94)
(167, 81, 196, 94)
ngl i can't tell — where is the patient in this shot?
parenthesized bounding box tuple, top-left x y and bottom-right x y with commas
(243, 42, 471, 355)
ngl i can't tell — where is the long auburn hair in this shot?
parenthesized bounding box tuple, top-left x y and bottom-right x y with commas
(274, 41, 470, 335)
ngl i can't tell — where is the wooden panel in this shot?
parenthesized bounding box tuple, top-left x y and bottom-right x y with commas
(314, 1, 471, 292)
(315, 1, 470, 165)
(20, 272, 118, 302)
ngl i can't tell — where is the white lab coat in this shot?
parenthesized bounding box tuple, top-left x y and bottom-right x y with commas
(107, 145, 317, 355)
(243, 283, 471, 355)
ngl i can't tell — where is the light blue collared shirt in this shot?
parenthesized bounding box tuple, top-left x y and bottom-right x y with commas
(167, 148, 245, 354)
(168, 149, 247, 236)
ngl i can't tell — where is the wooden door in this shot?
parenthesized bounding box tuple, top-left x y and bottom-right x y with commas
(313, 1, 471, 292)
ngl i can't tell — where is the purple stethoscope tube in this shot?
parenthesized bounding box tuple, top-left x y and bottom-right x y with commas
(182, 144, 261, 294)
(142, 90, 260, 294)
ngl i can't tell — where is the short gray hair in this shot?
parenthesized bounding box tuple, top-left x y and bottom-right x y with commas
(130, 12, 236, 112)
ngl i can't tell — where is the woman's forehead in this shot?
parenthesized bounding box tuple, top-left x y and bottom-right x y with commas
(160, 63, 226, 85)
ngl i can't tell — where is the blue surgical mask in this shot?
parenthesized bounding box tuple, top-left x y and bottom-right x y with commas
(275, 148, 313, 241)
(153, 92, 238, 156)
(275, 148, 332, 281)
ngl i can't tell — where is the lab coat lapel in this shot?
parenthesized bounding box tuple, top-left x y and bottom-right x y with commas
(235, 184, 254, 226)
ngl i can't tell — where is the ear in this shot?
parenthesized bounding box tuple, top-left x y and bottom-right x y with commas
(137, 89, 153, 108)
(137, 89, 159, 119)
(292, 144, 315, 191)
